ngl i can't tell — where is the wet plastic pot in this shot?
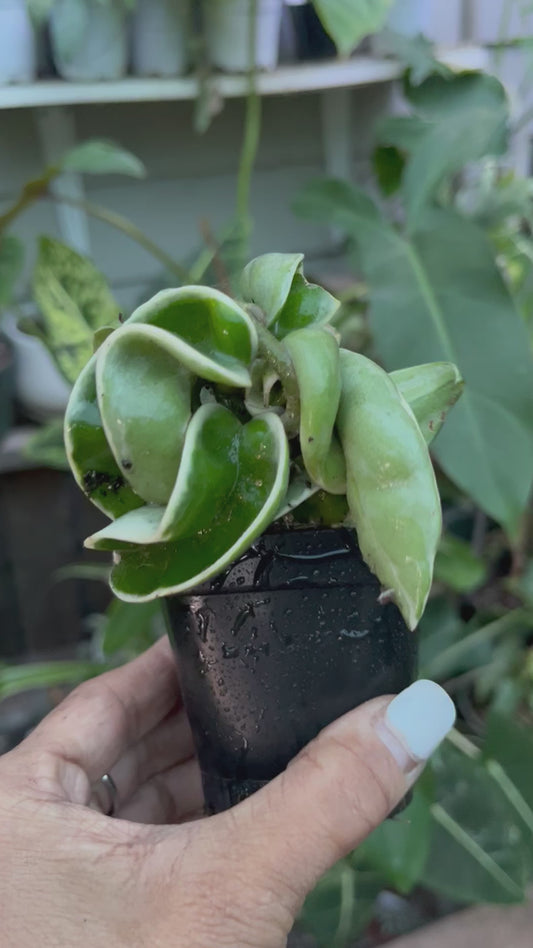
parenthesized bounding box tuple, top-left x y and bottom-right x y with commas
(165, 526, 417, 814)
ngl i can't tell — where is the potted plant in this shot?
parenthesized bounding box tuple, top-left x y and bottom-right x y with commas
(0, 0, 36, 83)
(27, 0, 133, 80)
(64, 250, 462, 813)
(203, 0, 284, 72)
(131, 0, 190, 77)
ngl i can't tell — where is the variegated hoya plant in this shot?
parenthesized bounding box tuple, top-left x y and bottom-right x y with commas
(65, 252, 463, 629)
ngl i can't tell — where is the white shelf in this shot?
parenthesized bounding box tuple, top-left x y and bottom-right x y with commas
(0, 46, 489, 110)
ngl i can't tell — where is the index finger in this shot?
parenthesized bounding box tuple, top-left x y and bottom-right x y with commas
(26, 637, 180, 784)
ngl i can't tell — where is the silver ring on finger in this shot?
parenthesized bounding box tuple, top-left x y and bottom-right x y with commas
(100, 772, 119, 817)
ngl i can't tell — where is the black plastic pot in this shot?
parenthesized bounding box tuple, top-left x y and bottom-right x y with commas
(0, 335, 14, 443)
(287, 3, 336, 60)
(166, 526, 416, 814)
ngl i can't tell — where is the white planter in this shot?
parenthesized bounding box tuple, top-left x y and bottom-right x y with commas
(131, 0, 189, 77)
(386, 0, 462, 44)
(50, 0, 128, 81)
(205, 0, 283, 72)
(472, 0, 533, 45)
(0, 0, 36, 84)
(2, 311, 71, 421)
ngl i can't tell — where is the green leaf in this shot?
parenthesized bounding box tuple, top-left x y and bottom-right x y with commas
(23, 419, 69, 471)
(102, 599, 161, 660)
(96, 326, 192, 505)
(434, 533, 488, 593)
(241, 253, 304, 324)
(418, 596, 469, 675)
(337, 349, 441, 630)
(284, 328, 346, 494)
(401, 73, 509, 229)
(373, 29, 453, 85)
(312, 0, 394, 57)
(372, 145, 405, 197)
(32, 236, 119, 384)
(357, 786, 432, 894)
(104, 413, 290, 601)
(0, 660, 108, 700)
(0, 235, 24, 307)
(483, 711, 533, 813)
(64, 356, 145, 519)
(86, 404, 242, 547)
(270, 273, 340, 339)
(424, 743, 532, 904)
(295, 179, 533, 537)
(299, 862, 380, 948)
(61, 140, 146, 178)
(127, 286, 257, 387)
(390, 361, 464, 446)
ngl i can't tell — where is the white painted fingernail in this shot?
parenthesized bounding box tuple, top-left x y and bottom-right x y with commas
(378, 680, 456, 772)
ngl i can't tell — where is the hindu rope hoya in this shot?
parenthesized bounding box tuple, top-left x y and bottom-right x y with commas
(64, 252, 463, 629)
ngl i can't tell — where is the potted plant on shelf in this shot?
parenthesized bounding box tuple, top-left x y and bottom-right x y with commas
(0, 0, 36, 84)
(131, 0, 191, 78)
(27, 0, 133, 81)
(203, 0, 285, 72)
(64, 250, 462, 813)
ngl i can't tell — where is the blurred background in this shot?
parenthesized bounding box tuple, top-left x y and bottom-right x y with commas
(1, 1, 533, 945)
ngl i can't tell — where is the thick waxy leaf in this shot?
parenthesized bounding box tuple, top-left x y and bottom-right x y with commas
(32, 236, 118, 384)
(86, 404, 241, 548)
(96, 325, 191, 505)
(390, 362, 464, 445)
(104, 413, 290, 601)
(270, 273, 340, 339)
(284, 328, 346, 494)
(64, 357, 144, 518)
(337, 349, 441, 629)
(312, 0, 393, 57)
(0, 234, 24, 306)
(127, 286, 257, 387)
(241, 252, 304, 324)
(424, 744, 532, 904)
(295, 179, 533, 536)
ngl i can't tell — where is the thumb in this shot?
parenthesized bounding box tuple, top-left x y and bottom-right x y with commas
(222, 680, 455, 915)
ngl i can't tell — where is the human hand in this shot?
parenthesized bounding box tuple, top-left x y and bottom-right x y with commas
(0, 638, 454, 947)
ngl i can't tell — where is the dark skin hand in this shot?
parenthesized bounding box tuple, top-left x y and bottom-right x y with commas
(0, 638, 452, 947)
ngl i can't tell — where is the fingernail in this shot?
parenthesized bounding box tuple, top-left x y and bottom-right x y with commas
(378, 680, 456, 775)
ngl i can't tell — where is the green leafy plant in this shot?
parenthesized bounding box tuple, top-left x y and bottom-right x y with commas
(64, 251, 461, 629)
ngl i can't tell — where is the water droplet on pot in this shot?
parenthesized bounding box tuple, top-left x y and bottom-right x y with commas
(222, 644, 240, 659)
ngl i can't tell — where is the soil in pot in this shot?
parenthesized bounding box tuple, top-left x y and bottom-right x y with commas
(0, 336, 14, 441)
(166, 526, 417, 813)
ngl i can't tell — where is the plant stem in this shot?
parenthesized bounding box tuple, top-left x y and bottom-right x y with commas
(51, 193, 192, 284)
(251, 316, 300, 437)
(235, 0, 261, 235)
(0, 168, 57, 232)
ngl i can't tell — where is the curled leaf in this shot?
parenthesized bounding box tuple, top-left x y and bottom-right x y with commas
(337, 350, 441, 629)
(241, 252, 304, 324)
(128, 286, 257, 387)
(64, 357, 144, 519)
(96, 326, 192, 505)
(284, 328, 346, 494)
(101, 413, 290, 601)
(391, 362, 463, 445)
